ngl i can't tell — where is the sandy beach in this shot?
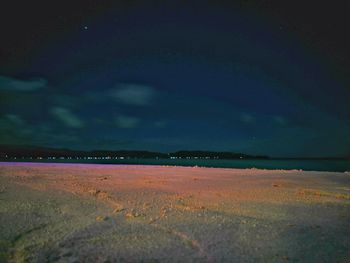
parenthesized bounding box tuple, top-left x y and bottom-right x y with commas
(0, 162, 349, 262)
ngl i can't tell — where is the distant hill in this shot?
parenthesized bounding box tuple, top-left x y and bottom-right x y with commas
(171, 150, 268, 159)
(0, 145, 269, 160)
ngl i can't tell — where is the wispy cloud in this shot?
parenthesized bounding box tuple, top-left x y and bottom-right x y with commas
(0, 114, 40, 145)
(240, 113, 255, 124)
(51, 107, 84, 128)
(0, 119, 79, 147)
(111, 84, 155, 106)
(0, 76, 47, 91)
(154, 121, 167, 128)
(115, 115, 140, 128)
(4, 114, 25, 126)
(272, 115, 288, 126)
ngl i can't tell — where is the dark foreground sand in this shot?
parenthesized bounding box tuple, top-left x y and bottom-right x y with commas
(0, 163, 349, 263)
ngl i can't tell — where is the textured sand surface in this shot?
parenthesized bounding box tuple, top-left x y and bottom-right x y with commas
(0, 162, 349, 262)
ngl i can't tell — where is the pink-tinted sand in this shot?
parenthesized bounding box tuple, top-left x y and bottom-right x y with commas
(0, 163, 349, 262)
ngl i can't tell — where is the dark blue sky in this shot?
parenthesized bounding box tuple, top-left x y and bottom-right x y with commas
(0, 1, 349, 157)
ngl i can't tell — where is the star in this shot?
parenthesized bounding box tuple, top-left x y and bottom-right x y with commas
(83, 26, 88, 30)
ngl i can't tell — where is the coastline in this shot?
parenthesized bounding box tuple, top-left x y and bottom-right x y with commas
(1, 157, 350, 173)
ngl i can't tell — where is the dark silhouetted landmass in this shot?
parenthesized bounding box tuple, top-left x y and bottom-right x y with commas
(171, 150, 268, 159)
(0, 145, 268, 160)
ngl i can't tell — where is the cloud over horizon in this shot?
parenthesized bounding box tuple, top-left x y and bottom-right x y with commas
(115, 115, 140, 128)
(111, 84, 155, 106)
(240, 113, 256, 124)
(0, 76, 47, 91)
(51, 107, 84, 128)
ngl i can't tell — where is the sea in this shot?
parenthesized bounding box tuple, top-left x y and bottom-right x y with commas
(2, 158, 350, 172)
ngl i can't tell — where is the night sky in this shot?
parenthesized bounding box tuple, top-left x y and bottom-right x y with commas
(1, 1, 349, 157)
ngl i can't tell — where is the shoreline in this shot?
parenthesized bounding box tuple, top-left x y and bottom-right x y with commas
(1, 160, 349, 173)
